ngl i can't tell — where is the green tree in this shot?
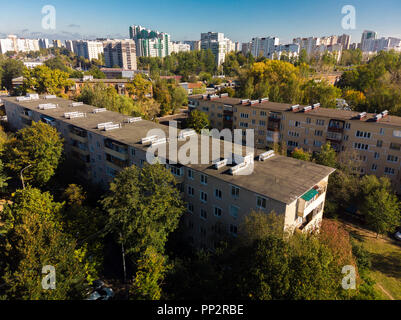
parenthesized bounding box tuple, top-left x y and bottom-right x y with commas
(0, 187, 90, 299)
(291, 148, 312, 162)
(1, 58, 25, 91)
(23, 65, 74, 95)
(186, 110, 210, 133)
(302, 80, 342, 108)
(314, 142, 337, 168)
(360, 175, 401, 237)
(126, 74, 153, 100)
(2, 121, 63, 186)
(101, 163, 184, 280)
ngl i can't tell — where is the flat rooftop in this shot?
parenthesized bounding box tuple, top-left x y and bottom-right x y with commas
(3, 96, 335, 204)
(189, 95, 401, 127)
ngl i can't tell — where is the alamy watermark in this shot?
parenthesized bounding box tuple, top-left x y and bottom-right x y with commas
(341, 5, 356, 30)
(41, 265, 56, 290)
(42, 5, 56, 30)
(341, 265, 356, 290)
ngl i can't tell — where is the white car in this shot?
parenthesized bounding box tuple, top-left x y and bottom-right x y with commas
(394, 231, 401, 241)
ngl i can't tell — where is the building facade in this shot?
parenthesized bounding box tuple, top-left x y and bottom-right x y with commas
(200, 32, 233, 66)
(3, 95, 334, 249)
(129, 25, 172, 58)
(189, 94, 401, 192)
(72, 40, 104, 61)
(103, 40, 137, 70)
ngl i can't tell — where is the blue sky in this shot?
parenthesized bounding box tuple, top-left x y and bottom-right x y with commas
(0, 0, 400, 43)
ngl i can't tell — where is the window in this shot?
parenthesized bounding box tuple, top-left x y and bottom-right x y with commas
(288, 131, 300, 137)
(384, 167, 395, 175)
(240, 113, 249, 119)
(230, 205, 239, 219)
(356, 130, 371, 139)
(306, 118, 311, 124)
(229, 224, 238, 237)
(251, 119, 255, 125)
(200, 174, 208, 185)
(316, 119, 325, 126)
(131, 149, 136, 156)
(380, 128, 385, 135)
(353, 142, 369, 150)
(374, 152, 380, 159)
(239, 122, 249, 128)
(257, 196, 267, 209)
(295, 121, 301, 127)
(231, 186, 240, 198)
(260, 111, 267, 116)
(314, 130, 323, 137)
(387, 155, 398, 163)
(214, 207, 222, 217)
(200, 191, 208, 203)
(215, 188, 222, 199)
(288, 141, 299, 147)
(345, 123, 351, 130)
(390, 142, 401, 151)
(200, 208, 207, 220)
(188, 168, 194, 179)
(377, 140, 383, 147)
(188, 186, 194, 196)
(393, 130, 401, 137)
(314, 140, 323, 147)
(304, 139, 308, 145)
(259, 120, 266, 126)
(343, 135, 349, 141)
(170, 166, 182, 176)
(371, 164, 378, 171)
(187, 203, 194, 213)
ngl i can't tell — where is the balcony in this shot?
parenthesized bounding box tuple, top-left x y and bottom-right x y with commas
(71, 145, 89, 156)
(69, 132, 88, 144)
(104, 146, 128, 160)
(297, 187, 326, 218)
(327, 119, 345, 133)
(297, 209, 323, 233)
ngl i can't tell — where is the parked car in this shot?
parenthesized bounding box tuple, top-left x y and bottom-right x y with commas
(86, 280, 114, 300)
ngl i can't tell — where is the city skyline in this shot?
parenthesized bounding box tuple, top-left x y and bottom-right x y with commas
(0, 0, 400, 43)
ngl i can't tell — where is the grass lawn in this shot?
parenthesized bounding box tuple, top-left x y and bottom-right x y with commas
(341, 221, 401, 300)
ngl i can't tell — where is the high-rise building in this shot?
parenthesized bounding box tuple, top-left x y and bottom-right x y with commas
(103, 39, 137, 70)
(52, 40, 63, 48)
(361, 30, 377, 51)
(73, 40, 104, 61)
(129, 25, 172, 58)
(171, 41, 191, 53)
(183, 40, 201, 51)
(251, 37, 280, 58)
(38, 38, 50, 49)
(338, 34, 351, 50)
(200, 32, 233, 66)
(0, 38, 15, 54)
(65, 40, 74, 53)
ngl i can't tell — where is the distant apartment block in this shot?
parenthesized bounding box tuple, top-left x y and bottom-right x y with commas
(183, 40, 201, 51)
(103, 39, 137, 70)
(360, 31, 401, 53)
(72, 40, 104, 61)
(200, 32, 234, 66)
(0, 35, 40, 54)
(251, 37, 279, 58)
(100, 68, 149, 79)
(3, 95, 334, 248)
(171, 41, 191, 53)
(129, 25, 172, 58)
(189, 94, 401, 193)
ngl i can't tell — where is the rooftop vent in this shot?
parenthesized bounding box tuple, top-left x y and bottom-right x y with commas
(313, 103, 320, 109)
(38, 103, 57, 110)
(208, 94, 219, 100)
(258, 150, 275, 161)
(64, 111, 86, 119)
(229, 152, 254, 175)
(219, 93, 229, 98)
(202, 94, 208, 100)
(26, 93, 39, 100)
(249, 100, 259, 106)
(104, 123, 122, 131)
(141, 135, 158, 144)
(178, 129, 197, 140)
(241, 99, 250, 105)
(381, 110, 389, 118)
(124, 117, 142, 123)
(97, 122, 114, 130)
(259, 97, 269, 103)
(303, 106, 312, 112)
(358, 112, 367, 120)
(70, 102, 83, 107)
(213, 159, 228, 169)
(291, 105, 300, 112)
(93, 108, 107, 113)
(16, 96, 31, 102)
(374, 114, 383, 122)
(151, 137, 168, 147)
(44, 95, 56, 99)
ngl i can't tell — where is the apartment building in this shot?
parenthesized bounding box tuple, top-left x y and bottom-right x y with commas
(73, 40, 104, 61)
(129, 25, 172, 58)
(103, 40, 137, 70)
(200, 32, 233, 66)
(3, 95, 334, 249)
(189, 94, 401, 192)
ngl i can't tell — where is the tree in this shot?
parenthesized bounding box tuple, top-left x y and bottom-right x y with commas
(23, 65, 74, 95)
(131, 247, 169, 300)
(0, 187, 91, 299)
(126, 74, 153, 100)
(291, 148, 312, 162)
(2, 121, 63, 186)
(302, 80, 342, 108)
(1, 58, 25, 91)
(86, 66, 105, 79)
(314, 142, 337, 168)
(101, 163, 184, 279)
(171, 86, 188, 113)
(186, 110, 210, 133)
(360, 175, 401, 237)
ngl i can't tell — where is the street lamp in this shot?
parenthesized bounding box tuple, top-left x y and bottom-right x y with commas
(20, 164, 32, 189)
